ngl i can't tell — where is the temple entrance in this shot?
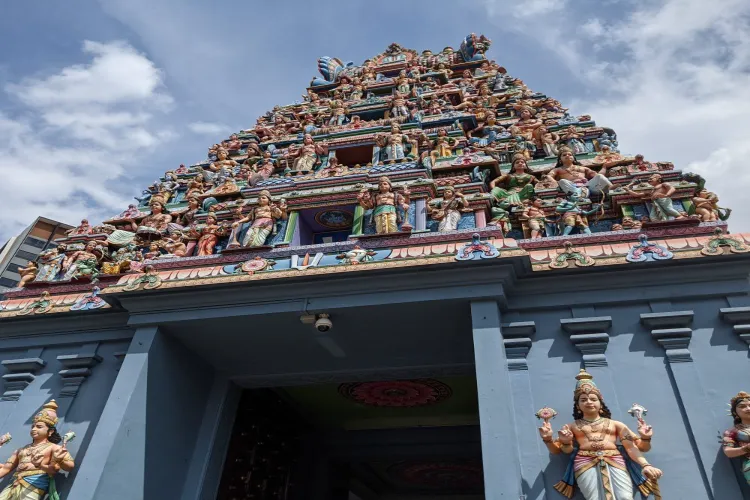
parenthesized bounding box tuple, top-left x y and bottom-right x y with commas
(216, 377, 484, 499)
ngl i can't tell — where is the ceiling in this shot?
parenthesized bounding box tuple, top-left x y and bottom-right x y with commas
(162, 298, 476, 386)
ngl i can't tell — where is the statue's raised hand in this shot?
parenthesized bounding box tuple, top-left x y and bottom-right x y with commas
(558, 424, 574, 445)
(538, 420, 553, 441)
(638, 421, 653, 439)
(52, 446, 68, 463)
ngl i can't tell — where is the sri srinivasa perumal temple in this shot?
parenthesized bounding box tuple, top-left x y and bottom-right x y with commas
(0, 34, 749, 500)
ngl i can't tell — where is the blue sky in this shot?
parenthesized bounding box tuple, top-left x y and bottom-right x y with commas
(1, 0, 749, 238)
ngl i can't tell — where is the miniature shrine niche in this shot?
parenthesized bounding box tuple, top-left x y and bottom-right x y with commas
(20, 33, 730, 284)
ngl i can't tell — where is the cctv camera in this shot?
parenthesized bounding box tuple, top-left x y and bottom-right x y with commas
(315, 313, 332, 332)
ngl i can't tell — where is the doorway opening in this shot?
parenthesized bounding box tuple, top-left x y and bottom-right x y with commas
(215, 376, 484, 500)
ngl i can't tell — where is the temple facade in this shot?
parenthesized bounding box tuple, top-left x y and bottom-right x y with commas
(0, 34, 748, 500)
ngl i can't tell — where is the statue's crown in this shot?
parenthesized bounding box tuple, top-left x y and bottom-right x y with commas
(32, 400, 59, 428)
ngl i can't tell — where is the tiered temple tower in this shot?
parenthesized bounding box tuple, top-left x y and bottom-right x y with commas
(1, 33, 734, 289)
(0, 34, 748, 500)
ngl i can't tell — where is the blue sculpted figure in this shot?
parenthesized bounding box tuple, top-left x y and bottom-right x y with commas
(459, 33, 491, 62)
(598, 132, 619, 153)
(310, 56, 355, 87)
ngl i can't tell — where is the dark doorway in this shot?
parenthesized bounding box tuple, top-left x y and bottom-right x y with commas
(217, 377, 484, 499)
(215, 389, 309, 500)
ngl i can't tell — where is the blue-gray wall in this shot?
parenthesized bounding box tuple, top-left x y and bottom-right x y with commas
(1, 256, 749, 499)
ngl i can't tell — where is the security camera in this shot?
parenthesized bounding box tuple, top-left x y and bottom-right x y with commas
(315, 313, 332, 332)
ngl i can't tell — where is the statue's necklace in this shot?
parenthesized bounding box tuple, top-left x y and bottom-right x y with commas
(576, 418, 610, 450)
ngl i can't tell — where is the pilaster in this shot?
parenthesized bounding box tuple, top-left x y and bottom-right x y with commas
(414, 198, 427, 231)
(470, 299, 523, 499)
(641, 309, 740, 499)
(474, 209, 487, 229)
(503, 321, 546, 500)
(1, 348, 45, 401)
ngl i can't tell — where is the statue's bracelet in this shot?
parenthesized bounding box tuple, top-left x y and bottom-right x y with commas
(640, 437, 652, 441)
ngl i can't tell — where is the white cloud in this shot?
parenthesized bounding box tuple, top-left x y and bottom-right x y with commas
(0, 40, 175, 239)
(188, 121, 230, 136)
(484, 0, 750, 232)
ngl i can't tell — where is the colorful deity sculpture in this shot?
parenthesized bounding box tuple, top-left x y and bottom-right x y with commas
(0, 400, 75, 500)
(231, 191, 288, 248)
(128, 196, 172, 239)
(381, 124, 407, 161)
(34, 246, 65, 283)
(208, 148, 238, 182)
(722, 391, 750, 485)
(555, 193, 600, 236)
(538, 370, 662, 500)
(489, 154, 537, 210)
(61, 241, 101, 281)
(520, 198, 548, 239)
(190, 213, 228, 256)
(546, 147, 612, 199)
(291, 134, 328, 173)
(623, 174, 685, 222)
(429, 187, 469, 232)
(17, 262, 38, 288)
(358, 177, 411, 234)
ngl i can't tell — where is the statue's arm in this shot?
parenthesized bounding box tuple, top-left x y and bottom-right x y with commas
(618, 422, 650, 466)
(0, 450, 18, 479)
(723, 431, 750, 458)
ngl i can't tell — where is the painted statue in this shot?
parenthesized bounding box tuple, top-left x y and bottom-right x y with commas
(208, 148, 238, 182)
(429, 187, 469, 232)
(34, 246, 65, 283)
(623, 174, 685, 221)
(510, 106, 542, 140)
(292, 134, 328, 173)
(555, 193, 601, 236)
(561, 126, 588, 154)
(538, 370, 662, 500)
(546, 147, 612, 199)
(489, 154, 537, 210)
(190, 213, 228, 256)
(0, 400, 74, 500)
(358, 177, 411, 234)
(692, 189, 727, 222)
(17, 262, 38, 288)
(232, 191, 288, 248)
(61, 241, 100, 281)
(128, 197, 172, 239)
(520, 198, 548, 239)
(722, 391, 750, 485)
(534, 126, 560, 157)
(379, 124, 407, 161)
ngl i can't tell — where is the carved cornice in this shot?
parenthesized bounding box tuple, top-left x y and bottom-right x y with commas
(720, 307, 750, 348)
(57, 346, 103, 398)
(561, 316, 612, 367)
(1, 355, 46, 401)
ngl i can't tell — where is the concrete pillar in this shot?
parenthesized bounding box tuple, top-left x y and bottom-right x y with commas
(67, 326, 156, 500)
(470, 300, 523, 499)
